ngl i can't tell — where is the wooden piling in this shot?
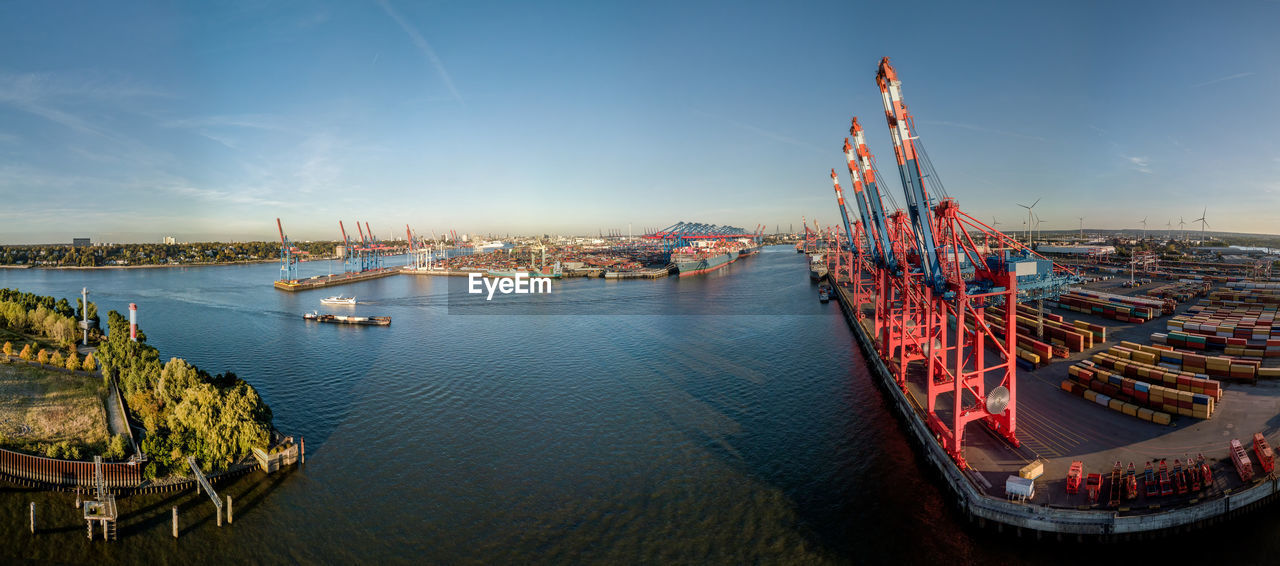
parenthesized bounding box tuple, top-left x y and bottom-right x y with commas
(301, 436, 305, 465)
(217, 505, 222, 527)
(172, 506, 178, 538)
(227, 496, 233, 524)
(29, 502, 34, 534)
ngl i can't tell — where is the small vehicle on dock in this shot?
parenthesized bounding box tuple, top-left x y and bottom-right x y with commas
(1187, 455, 1202, 492)
(1124, 462, 1138, 500)
(1197, 453, 1213, 491)
(1065, 461, 1083, 494)
(1253, 433, 1274, 474)
(1143, 461, 1158, 498)
(1230, 439, 1255, 482)
(1107, 461, 1122, 507)
(1085, 473, 1103, 504)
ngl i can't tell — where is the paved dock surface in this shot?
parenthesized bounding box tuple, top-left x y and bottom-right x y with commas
(887, 277, 1280, 514)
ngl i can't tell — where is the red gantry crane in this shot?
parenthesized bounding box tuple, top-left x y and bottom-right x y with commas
(819, 58, 1082, 468)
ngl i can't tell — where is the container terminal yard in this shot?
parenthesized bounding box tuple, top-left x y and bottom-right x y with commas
(271, 218, 766, 291)
(806, 57, 1280, 539)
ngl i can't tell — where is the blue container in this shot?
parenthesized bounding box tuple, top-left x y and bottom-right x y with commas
(1192, 394, 1209, 405)
(1136, 382, 1150, 393)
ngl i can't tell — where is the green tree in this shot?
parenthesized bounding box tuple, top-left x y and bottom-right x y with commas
(106, 434, 127, 460)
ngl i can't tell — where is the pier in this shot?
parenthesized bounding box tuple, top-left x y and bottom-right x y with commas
(274, 266, 403, 291)
(829, 280, 1280, 539)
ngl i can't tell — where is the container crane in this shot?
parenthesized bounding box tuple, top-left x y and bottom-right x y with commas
(276, 218, 307, 282)
(877, 58, 944, 294)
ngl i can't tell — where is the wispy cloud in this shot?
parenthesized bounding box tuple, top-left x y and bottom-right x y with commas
(161, 114, 290, 131)
(161, 184, 290, 208)
(293, 133, 342, 194)
(1192, 72, 1255, 88)
(376, 0, 463, 102)
(917, 120, 1046, 142)
(1124, 155, 1152, 174)
(691, 108, 824, 153)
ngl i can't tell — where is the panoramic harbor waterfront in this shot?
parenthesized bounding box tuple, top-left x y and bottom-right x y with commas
(2, 248, 1275, 564)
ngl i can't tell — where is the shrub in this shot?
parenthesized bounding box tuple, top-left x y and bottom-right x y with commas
(106, 434, 127, 460)
(2, 341, 11, 357)
(18, 343, 33, 361)
(82, 353, 96, 372)
(36, 349, 49, 364)
(65, 352, 80, 371)
(50, 352, 64, 367)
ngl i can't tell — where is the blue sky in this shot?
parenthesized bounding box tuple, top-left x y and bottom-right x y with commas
(1, 1, 1278, 243)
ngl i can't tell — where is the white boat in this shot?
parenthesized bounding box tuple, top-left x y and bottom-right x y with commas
(320, 295, 356, 305)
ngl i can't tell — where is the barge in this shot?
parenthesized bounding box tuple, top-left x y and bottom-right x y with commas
(303, 312, 391, 326)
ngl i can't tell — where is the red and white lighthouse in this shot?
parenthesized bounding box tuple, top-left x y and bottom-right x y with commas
(129, 303, 138, 342)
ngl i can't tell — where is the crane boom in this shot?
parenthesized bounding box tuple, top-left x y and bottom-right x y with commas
(829, 169, 861, 258)
(848, 118, 898, 273)
(276, 218, 286, 245)
(877, 57, 943, 292)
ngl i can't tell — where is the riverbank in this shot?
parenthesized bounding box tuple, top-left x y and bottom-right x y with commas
(30, 256, 339, 270)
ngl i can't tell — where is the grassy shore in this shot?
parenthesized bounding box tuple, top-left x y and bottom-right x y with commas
(0, 362, 109, 457)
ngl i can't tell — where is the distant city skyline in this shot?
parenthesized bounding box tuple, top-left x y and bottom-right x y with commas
(1, 1, 1278, 244)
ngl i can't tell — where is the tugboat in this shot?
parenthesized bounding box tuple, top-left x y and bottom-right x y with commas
(818, 285, 830, 303)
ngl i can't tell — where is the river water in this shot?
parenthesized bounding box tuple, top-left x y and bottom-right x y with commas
(0, 247, 1269, 564)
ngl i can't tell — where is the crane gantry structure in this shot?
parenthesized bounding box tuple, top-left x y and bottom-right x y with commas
(640, 222, 762, 256)
(822, 57, 1081, 467)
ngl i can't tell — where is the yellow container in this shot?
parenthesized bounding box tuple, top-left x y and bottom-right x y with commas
(1153, 412, 1172, 425)
(1084, 390, 1098, 402)
(1019, 459, 1046, 480)
(1109, 399, 1124, 411)
(1122, 403, 1138, 417)
(1138, 407, 1155, 421)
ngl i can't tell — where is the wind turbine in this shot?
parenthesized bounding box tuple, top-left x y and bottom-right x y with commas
(1178, 217, 1185, 241)
(1017, 198, 1040, 246)
(1166, 219, 1172, 241)
(1194, 207, 1209, 242)
(1078, 216, 1085, 242)
(1033, 213, 1047, 246)
(1137, 216, 1148, 241)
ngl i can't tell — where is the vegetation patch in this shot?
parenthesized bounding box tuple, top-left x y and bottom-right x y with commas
(0, 362, 111, 459)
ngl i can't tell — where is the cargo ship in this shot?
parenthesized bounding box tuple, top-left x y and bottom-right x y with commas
(670, 248, 739, 277)
(809, 254, 828, 281)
